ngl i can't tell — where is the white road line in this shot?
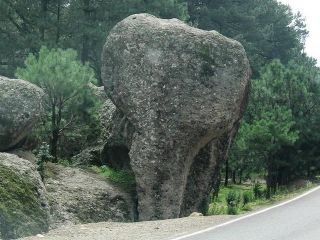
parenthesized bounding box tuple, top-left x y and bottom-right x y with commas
(171, 185, 320, 240)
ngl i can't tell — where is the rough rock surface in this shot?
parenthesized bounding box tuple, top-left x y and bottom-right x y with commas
(100, 101, 134, 170)
(0, 153, 50, 239)
(72, 146, 102, 167)
(0, 76, 44, 151)
(45, 163, 135, 229)
(73, 88, 133, 169)
(102, 14, 250, 221)
(91, 79, 134, 170)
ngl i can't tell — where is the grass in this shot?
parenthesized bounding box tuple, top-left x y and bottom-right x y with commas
(91, 165, 136, 191)
(57, 159, 72, 167)
(208, 181, 315, 216)
(45, 160, 136, 191)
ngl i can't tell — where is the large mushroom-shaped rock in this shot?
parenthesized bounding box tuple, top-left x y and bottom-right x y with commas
(0, 153, 50, 239)
(102, 14, 250, 220)
(0, 76, 44, 151)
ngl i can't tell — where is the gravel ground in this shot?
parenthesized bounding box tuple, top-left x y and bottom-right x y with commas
(21, 215, 236, 240)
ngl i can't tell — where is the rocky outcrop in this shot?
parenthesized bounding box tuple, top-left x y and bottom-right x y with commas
(100, 102, 134, 170)
(0, 153, 50, 239)
(0, 76, 44, 151)
(93, 83, 134, 170)
(102, 14, 250, 220)
(73, 87, 133, 169)
(45, 164, 135, 228)
(72, 146, 102, 167)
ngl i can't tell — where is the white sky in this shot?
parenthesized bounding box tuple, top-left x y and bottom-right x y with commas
(278, 0, 319, 65)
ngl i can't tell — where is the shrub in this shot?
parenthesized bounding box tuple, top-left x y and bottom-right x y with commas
(243, 190, 254, 206)
(207, 203, 227, 215)
(92, 166, 136, 190)
(242, 204, 253, 211)
(36, 142, 52, 180)
(57, 159, 72, 167)
(277, 186, 289, 194)
(226, 190, 241, 215)
(253, 182, 264, 199)
(16, 47, 99, 161)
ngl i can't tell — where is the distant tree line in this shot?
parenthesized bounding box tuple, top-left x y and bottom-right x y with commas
(0, 0, 188, 83)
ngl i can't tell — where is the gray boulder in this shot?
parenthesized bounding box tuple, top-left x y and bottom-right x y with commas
(45, 163, 135, 228)
(71, 146, 102, 167)
(102, 14, 250, 220)
(0, 76, 44, 151)
(0, 153, 50, 239)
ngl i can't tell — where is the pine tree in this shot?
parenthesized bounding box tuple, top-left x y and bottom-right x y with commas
(16, 47, 98, 161)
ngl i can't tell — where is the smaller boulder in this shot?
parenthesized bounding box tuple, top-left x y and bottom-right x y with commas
(0, 76, 44, 151)
(0, 153, 50, 239)
(45, 164, 135, 228)
(72, 147, 102, 167)
(189, 212, 204, 217)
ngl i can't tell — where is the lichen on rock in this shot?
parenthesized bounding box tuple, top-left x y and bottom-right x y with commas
(0, 153, 50, 239)
(102, 14, 250, 221)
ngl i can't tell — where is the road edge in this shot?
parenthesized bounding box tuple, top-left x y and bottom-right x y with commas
(171, 185, 320, 240)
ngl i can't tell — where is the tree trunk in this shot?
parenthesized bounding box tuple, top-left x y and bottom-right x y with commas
(56, 0, 61, 44)
(307, 158, 311, 178)
(81, 0, 90, 63)
(51, 129, 59, 162)
(232, 170, 236, 184)
(212, 171, 221, 201)
(266, 160, 277, 199)
(50, 103, 58, 161)
(239, 169, 243, 184)
(40, 0, 49, 41)
(81, 35, 89, 63)
(50, 102, 62, 162)
(224, 157, 229, 187)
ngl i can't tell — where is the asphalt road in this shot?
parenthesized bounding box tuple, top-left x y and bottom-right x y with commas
(173, 186, 320, 240)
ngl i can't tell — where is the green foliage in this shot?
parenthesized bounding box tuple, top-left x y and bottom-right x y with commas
(208, 183, 314, 216)
(92, 166, 136, 190)
(242, 191, 254, 206)
(36, 142, 52, 180)
(0, 0, 188, 80)
(16, 46, 100, 160)
(65, 0, 189, 81)
(2, 0, 309, 80)
(226, 190, 241, 215)
(207, 202, 227, 215)
(16, 46, 96, 97)
(245, 107, 299, 154)
(57, 159, 72, 167)
(253, 183, 264, 199)
(228, 59, 320, 195)
(188, 0, 308, 76)
(188, 0, 320, 190)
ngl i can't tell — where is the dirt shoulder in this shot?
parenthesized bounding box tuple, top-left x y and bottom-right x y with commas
(21, 215, 235, 240)
(21, 185, 317, 240)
